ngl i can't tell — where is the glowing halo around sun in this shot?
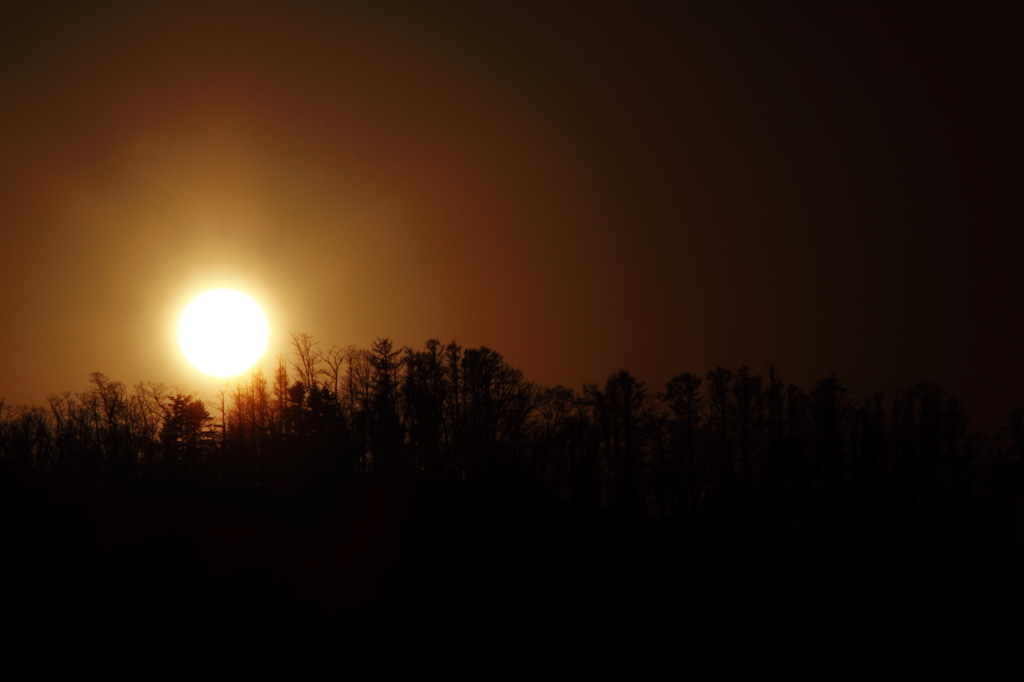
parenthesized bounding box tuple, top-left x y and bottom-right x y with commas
(178, 289, 269, 377)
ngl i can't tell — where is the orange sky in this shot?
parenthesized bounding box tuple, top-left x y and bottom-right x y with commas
(1, 2, 1021, 430)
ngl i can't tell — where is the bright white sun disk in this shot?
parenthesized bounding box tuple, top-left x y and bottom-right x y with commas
(179, 289, 269, 377)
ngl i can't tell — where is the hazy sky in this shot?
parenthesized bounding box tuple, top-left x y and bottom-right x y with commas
(1, 2, 1021, 429)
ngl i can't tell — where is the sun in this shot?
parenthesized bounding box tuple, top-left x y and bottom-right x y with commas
(178, 289, 269, 377)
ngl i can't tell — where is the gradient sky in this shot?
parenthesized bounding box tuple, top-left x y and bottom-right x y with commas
(1, 2, 1021, 430)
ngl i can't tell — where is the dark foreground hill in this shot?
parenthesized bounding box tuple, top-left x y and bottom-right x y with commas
(3, 462, 1021, 663)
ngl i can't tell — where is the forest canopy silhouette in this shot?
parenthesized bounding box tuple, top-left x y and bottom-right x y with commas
(3, 332, 1021, 539)
(3, 332, 1023, 654)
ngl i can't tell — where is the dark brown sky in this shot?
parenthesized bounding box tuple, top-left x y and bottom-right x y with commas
(1, 2, 1021, 430)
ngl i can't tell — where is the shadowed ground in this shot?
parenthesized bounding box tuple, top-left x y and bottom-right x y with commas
(3, 463, 1019, 662)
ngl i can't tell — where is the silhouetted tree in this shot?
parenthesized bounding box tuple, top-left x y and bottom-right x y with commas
(808, 374, 850, 531)
(401, 341, 446, 476)
(942, 396, 972, 503)
(0, 404, 53, 471)
(761, 365, 786, 512)
(321, 343, 352, 404)
(130, 381, 169, 473)
(442, 341, 465, 479)
(271, 355, 290, 443)
(850, 392, 886, 527)
(706, 367, 734, 500)
(285, 379, 348, 480)
(731, 366, 762, 504)
(369, 338, 403, 473)
(532, 385, 577, 498)
(660, 372, 704, 517)
(159, 394, 215, 477)
(290, 332, 322, 392)
(468, 347, 535, 483)
(584, 371, 655, 516)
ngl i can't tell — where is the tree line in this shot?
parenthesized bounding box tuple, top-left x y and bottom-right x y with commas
(2, 333, 1021, 545)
